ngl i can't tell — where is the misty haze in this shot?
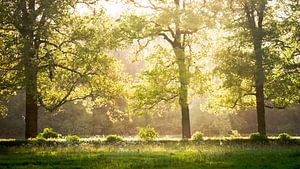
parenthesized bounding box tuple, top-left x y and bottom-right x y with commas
(0, 0, 299, 168)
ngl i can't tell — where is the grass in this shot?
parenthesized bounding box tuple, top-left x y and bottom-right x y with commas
(1, 141, 300, 169)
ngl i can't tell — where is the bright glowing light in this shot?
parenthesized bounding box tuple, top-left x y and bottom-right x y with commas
(75, 1, 128, 18)
(75, 0, 153, 18)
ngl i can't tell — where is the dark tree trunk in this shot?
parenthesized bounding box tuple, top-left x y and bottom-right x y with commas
(254, 45, 266, 136)
(246, 1, 267, 136)
(23, 37, 38, 139)
(20, 1, 39, 139)
(180, 100, 191, 139)
(25, 64, 38, 139)
(254, 5, 267, 136)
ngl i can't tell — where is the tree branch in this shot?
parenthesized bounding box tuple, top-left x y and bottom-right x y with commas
(158, 33, 174, 45)
(54, 64, 84, 77)
(264, 104, 286, 109)
(131, 0, 164, 10)
(231, 93, 256, 109)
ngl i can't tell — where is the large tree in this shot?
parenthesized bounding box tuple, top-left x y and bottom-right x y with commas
(0, 1, 127, 138)
(121, 0, 220, 138)
(210, 0, 299, 136)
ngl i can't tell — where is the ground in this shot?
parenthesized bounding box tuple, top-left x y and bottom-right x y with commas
(1, 141, 300, 169)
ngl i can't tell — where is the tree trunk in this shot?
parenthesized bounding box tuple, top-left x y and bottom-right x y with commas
(172, 0, 191, 138)
(246, 0, 267, 136)
(18, 1, 39, 139)
(23, 37, 38, 139)
(174, 47, 191, 139)
(254, 3, 267, 136)
(254, 44, 266, 136)
(180, 99, 191, 139)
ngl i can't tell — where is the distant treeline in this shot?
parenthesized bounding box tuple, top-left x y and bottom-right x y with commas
(1, 93, 299, 139)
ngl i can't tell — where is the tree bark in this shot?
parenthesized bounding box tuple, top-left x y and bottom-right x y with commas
(23, 37, 38, 139)
(254, 44, 266, 136)
(174, 47, 191, 139)
(171, 0, 191, 139)
(20, 1, 39, 139)
(245, 0, 267, 136)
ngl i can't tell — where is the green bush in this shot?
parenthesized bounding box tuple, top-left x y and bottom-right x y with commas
(65, 135, 80, 143)
(38, 128, 61, 139)
(191, 131, 204, 142)
(34, 137, 47, 143)
(230, 130, 241, 138)
(105, 135, 123, 143)
(278, 133, 291, 143)
(138, 125, 159, 141)
(28, 137, 54, 146)
(249, 132, 268, 142)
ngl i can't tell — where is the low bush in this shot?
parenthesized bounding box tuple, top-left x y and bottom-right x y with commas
(28, 137, 59, 146)
(105, 135, 123, 143)
(38, 128, 61, 139)
(249, 132, 268, 142)
(34, 137, 47, 143)
(138, 125, 159, 141)
(65, 135, 80, 143)
(191, 131, 204, 142)
(278, 133, 291, 143)
(230, 130, 241, 138)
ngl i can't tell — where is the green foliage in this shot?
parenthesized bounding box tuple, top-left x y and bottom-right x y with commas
(0, 103, 7, 117)
(191, 131, 204, 142)
(230, 130, 242, 138)
(209, 0, 300, 113)
(105, 135, 123, 143)
(128, 46, 179, 115)
(0, 2, 128, 122)
(117, 15, 157, 42)
(32, 137, 48, 144)
(278, 133, 291, 143)
(65, 135, 80, 143)
(123, 0, 212, 119)
(138, 125, 159, 141)
(37, 13, 128, 115)
(28, 137, 61, 146)
(38, 128, 61, 139)
(249, 133, 268, 142)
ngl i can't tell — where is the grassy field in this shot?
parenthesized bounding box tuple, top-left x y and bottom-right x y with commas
(1, 141, 300, 169)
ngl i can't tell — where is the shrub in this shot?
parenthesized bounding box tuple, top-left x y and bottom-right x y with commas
(65, 135, 80, 143)
(34, 137, 47, 144)
(138, 125, 159, 141)
(230, 130, 241, 138)
(249, 132, 268, 142)
(278, 133, 291, 143)
(105, 135, 123, 143)
(191, 131, 204, 142)
(38, 128, 61, 139)
(28, 137, 54, 146)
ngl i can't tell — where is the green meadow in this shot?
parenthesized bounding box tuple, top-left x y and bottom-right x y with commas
(1, 141, 300, 169)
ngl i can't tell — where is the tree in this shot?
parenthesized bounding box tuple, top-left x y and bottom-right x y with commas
(210, 0, 299, 136)
(264, 0, 300, 108)
(0, 1, 127, 138)
(121, 0, 220, 138)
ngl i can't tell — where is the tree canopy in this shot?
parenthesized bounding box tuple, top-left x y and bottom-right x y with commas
(0, 0, 299, 138)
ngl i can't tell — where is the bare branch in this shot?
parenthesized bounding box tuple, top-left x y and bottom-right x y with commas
(158, 33, 174, 45)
